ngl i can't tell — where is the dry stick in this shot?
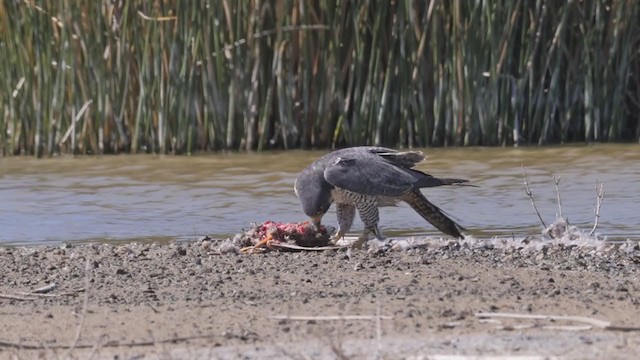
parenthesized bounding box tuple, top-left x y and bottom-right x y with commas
(272, 243, 345, 251)
(0, 294, 38, 301)
(137, 10, 177, 21)
(17, 288, 84, 297)
(0, 288, 84, 301)
(33, 283, 57, 294)
(375, 300, 383, 357)
(12, 77, 25, 97)
(476, 312, 640, 332)
(211, 25, 330, 57)
(589, 182, 605, 237)
(522, 166, 546, 228)
(59, 100, 93, 145)
(0, 340, 40, 350)
(553, 175, 563, 219)
(543, 325, 593, 331)
(66, 258, 91, 356)
(476, 312, 611, 328)
(0, 334, 222, 350)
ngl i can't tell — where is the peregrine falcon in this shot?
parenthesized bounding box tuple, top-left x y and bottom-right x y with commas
(294, 146, 468, 247)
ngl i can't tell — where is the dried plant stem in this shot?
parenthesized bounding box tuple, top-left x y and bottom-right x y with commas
(0, 288, 84, 300)
(476, 312, 640, 332)
(0, 294, 39, 301)
(0, 333, 222, 350)
(66, 258, 91, 355)
(553, 175, 563, 219)
(522, 166, 546, 228)
(376, 299, 383, 356)
(59, 100, 93, 146)
(2, 1, 640, 155)
(589, 182, 605, 237)
(476, 312, 611, 328)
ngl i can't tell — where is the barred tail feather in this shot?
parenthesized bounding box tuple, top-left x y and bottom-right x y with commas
(401, 190, 464, 238)
(415, 175, 470, 188)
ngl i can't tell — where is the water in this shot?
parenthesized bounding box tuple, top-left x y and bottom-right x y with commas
(0, 145, 638, 246)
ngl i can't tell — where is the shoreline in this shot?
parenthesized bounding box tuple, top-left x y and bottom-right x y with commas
(1, 240, 639, 359)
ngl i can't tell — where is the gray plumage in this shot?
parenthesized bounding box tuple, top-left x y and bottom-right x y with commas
(294, 146, 468, 246)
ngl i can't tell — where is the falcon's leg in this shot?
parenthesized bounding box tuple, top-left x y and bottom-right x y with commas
(332, 203, 356, 243)
(352, 200, 385, 248)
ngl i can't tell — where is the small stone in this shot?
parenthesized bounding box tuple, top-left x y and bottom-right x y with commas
(201, 240, 211, 251)
(616, 284, 629, 292)
(219, 241, 239, 254)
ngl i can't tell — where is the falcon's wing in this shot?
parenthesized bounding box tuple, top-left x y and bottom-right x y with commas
(369, 148, 425, 169)
(363, 147, 469, 188)
(323, 151, 417, 197)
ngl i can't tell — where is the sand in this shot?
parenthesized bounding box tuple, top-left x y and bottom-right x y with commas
(1, 238, 639, 359)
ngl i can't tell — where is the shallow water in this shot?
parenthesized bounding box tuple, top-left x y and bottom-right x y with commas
(0, 145, 638, 246)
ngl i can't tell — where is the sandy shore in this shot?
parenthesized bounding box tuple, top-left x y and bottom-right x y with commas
(1, 238, 640, 359)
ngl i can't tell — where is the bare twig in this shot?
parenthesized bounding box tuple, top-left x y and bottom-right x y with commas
(522, 166, 546, 228)
(12, 77, 25, 98)
(212, 25, 330, 57)
(59, 99, 93, 145)
(376, 300, 383, 357)
(68, 258, 91, 352)
(589, 182, 605, 237)
(0, 294, 38, 301)
(553, 175, 563, 219)
(543, 325, 593, 331)
(271, 243, 345, 251)
(0, 288, 84, 301)
(33, 283, 57, 294)
(476, 312, 640, 332)
(137, 11, 177, 21)
(0, 333, 222, 350)
(476, 312, 611, 328)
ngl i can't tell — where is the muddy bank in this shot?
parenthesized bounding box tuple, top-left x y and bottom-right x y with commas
(1, 239, 639, 359)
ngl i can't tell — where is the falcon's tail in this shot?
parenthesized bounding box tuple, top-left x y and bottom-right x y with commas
(416, 176, 470, 188)
(401, 189, 464, 238)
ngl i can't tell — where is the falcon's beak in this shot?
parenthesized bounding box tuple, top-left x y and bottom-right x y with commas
(311, 215, 322, 229)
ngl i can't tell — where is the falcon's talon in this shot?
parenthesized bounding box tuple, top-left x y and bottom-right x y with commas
(330, 230, 346, 244)
(294, 146, 470, 248)
(240, 245, 266, 254)
(240, 234, 276, 253)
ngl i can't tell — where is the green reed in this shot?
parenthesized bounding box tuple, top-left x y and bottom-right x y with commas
(1, 0, 639, 156)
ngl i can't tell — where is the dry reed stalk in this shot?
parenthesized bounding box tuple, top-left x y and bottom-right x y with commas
(1, 1, 639, 155)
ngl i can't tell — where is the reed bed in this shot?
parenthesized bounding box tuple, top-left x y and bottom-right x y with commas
(1, 0, 639, 156)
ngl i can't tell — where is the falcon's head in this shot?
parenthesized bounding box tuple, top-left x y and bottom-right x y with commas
(294, 162, 333, 227)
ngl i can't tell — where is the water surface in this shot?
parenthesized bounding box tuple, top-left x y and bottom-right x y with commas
(0, 145, 638, 246)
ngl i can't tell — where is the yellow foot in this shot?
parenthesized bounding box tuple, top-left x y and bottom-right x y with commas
(330, 231, 346, 245)
(240, 235, 274, 253)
